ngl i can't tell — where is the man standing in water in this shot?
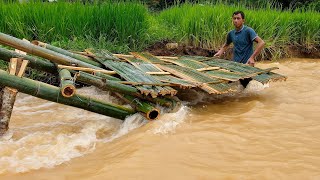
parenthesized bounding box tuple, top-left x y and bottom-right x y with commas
(214, 11, 265, 67)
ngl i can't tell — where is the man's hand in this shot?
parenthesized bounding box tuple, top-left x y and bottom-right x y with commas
(214, 51, 222, 57)
(214, 43, 229, 58)
(247, 57, 255, 67)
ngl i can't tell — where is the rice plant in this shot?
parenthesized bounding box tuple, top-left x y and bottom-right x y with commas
(0, 1, 149, 50)
(156, 1, 320, 58)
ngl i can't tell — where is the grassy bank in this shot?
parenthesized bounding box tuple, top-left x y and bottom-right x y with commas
(0, 1, 319, 60)
(157, 3, 320, 58)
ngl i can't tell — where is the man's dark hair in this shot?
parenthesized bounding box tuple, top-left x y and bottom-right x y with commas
(232, 11, 245, 19)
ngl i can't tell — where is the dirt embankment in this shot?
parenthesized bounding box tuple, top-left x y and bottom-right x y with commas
(145, 41, 320, 60)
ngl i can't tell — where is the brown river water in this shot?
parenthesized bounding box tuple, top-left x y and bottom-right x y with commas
(0, 58, 319, 180)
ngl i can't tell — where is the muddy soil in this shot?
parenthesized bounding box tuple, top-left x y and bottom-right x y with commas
(145, 41, 320, 59)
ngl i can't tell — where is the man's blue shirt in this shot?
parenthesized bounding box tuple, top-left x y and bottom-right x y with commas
(226, 25, 258, 64)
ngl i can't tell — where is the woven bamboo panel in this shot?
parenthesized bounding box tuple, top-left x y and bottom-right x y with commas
(205, 70, 246, 81)
(101, 60, 177, 97)
(164, 59, 210, 69)
(179, 56, 211, 62)
(124, 56, 164, 72)
(156, 75, 197, 89)
(205, 59, 286, 82)
(130, 52, 164, 64)
(157, 64, 238, 94)
(253, 72, 287, 84)
(204, 58, 261, 74)
(123, 55, 196, 89)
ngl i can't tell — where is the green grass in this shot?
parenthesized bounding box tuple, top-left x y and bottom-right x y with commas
(0, 1, 149, 52)
(156, 2, 320, 58)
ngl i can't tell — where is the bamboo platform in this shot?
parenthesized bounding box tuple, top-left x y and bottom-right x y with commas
(0, 32, 286, 134)
(114, 52, 286, 95)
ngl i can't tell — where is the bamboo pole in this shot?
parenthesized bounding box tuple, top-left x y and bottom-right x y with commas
(114, 93, 160, 120)
(0, 87, 17, 135)
(0, 47, 120, 81)
(32, 40, 104, 68)
(0, 32, 106, 70)
(0, 47, 57, 73)
(59, 69, 76, 98)
(58, 65, 117, 75)
(0, 69, 136, 120)
(75, 71, 140, 96)
(75, 72, 180, 109)
(0, 58, 29, 135)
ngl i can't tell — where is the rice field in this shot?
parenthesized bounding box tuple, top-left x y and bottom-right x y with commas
(0, 1, 319, 58)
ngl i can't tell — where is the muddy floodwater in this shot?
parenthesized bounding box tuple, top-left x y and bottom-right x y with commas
(0, 58, 319, 179)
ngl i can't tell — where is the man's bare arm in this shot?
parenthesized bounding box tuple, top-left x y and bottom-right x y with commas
(214, 43, 230, 57)
(247, 36, 265, 66)
(251, 36, 265, 59)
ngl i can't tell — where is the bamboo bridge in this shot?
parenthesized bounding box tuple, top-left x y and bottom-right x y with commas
(0, 32, 286, 135)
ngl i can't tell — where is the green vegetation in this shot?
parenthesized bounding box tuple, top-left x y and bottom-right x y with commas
(0, 1, 319, 60)
(0, 1, 149, 52)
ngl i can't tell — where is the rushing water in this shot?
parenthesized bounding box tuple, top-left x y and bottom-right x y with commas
(0, 58, 319, 179)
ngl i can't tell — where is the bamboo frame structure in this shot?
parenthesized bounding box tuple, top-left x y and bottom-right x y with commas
(32, 40, 103, 68)
(0, 33, 105, 70)
(0, 69, 136, 120)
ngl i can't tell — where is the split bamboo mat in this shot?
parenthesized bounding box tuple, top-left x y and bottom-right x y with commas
(111, 52, 286, 96)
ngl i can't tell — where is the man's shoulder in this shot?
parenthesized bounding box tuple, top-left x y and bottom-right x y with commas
(244, 26, 256, 33)
(228, 29, 235, 35)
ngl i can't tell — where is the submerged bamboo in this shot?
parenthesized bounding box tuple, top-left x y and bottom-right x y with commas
(115, 93, 160, 120)
(59, 69, 76, 97)
(0, 69, 135, 120)
(0, 33, 104, 70)
(32, 40, 103, 68)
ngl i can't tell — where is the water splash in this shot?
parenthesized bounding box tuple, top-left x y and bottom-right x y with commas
(102, 114, 148, 143)
(149, 105, 190, 135)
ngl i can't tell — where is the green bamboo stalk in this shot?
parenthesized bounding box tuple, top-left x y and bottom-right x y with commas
(75, 71, 180, 110)
(0, 32, 104, 70)
(75, 71, 140, 96)
(0, 47, 119, 81)
(59, 68, 76, 97)
(0, 47, 57, 73)
(114, 93, 160, 120)
(0, 69, 135, 120)
(32, 40, 104, 68)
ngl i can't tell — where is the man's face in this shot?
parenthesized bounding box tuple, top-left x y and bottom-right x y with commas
(232, 13, 244, 29)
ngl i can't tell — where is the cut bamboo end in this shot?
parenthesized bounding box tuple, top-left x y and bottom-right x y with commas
(61, 85, 76, 98)
(146, 108, 160, 120)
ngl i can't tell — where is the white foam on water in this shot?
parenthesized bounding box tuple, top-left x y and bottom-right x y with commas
(0, 119, 114, 173)
(0, 114, 150, 173)
(101, 114, 148, 143)
(149, 105, 190, 135)
(243, 80, 269, 93)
